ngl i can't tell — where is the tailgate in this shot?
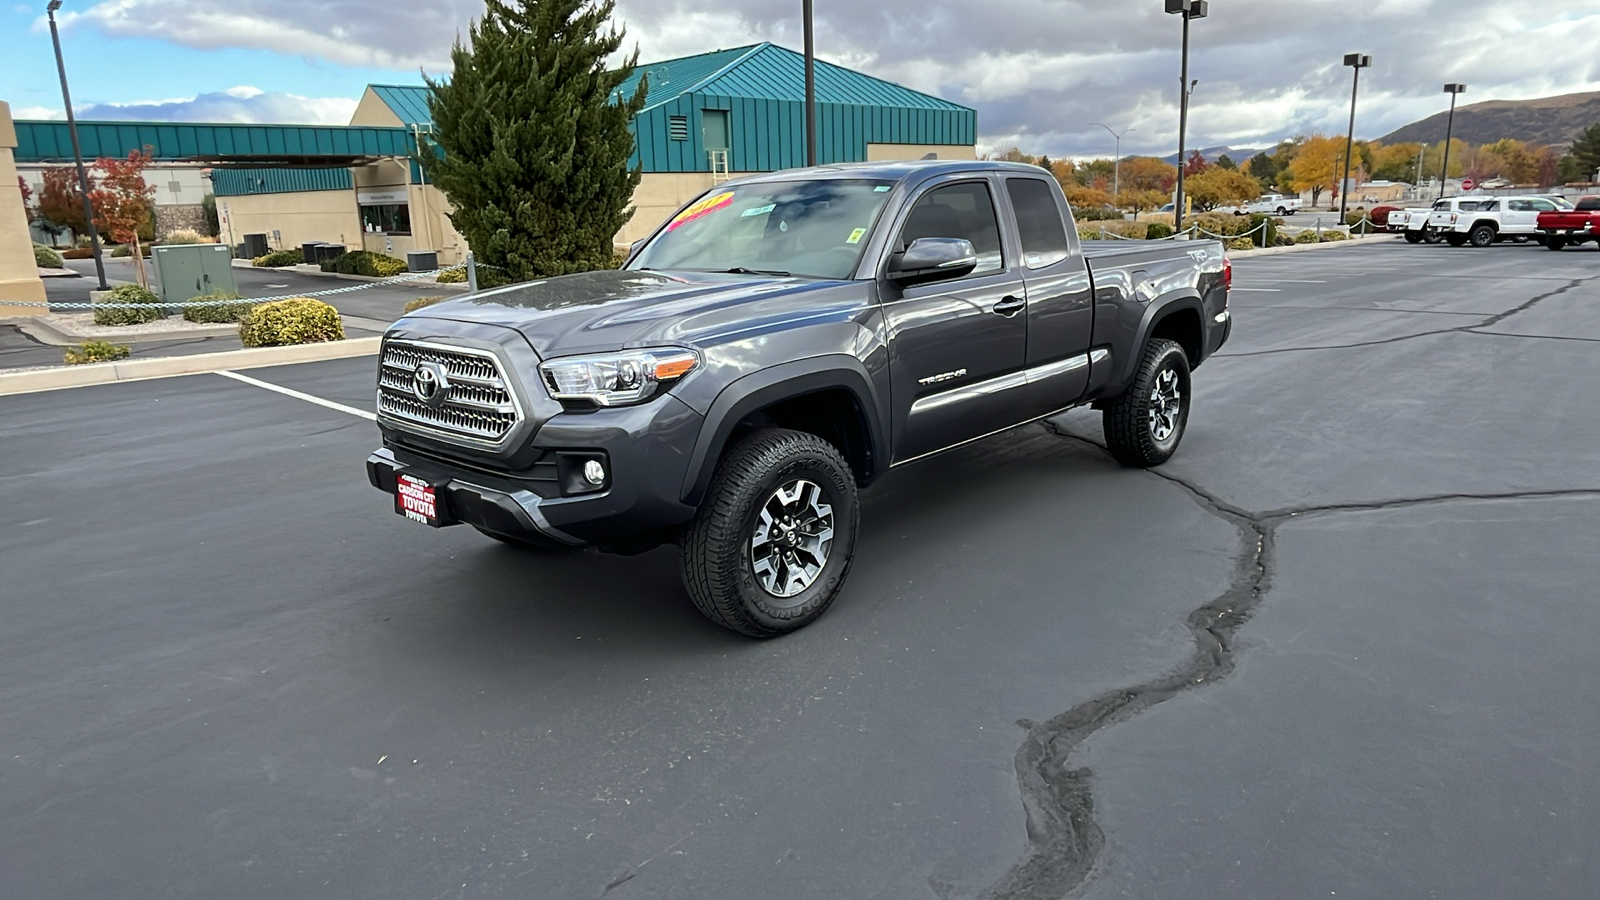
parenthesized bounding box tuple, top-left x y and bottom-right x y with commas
(1539, 213, 1590, 229)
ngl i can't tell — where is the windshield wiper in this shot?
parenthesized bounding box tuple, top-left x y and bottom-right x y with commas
(721, 267, 792, 277)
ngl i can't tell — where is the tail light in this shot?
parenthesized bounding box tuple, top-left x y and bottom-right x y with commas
(1223, 257, 1233, 293)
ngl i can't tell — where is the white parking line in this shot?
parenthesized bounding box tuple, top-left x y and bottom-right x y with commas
(215, 370, 377, 421)
(1239, 279, 1328, 283)
(1232, 288, 1283, 292)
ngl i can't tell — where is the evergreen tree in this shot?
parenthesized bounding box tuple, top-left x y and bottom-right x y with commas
(1568, 121, 1600, 180)
(1215, 154, 1236, 170)
(421, 0, 646, 280)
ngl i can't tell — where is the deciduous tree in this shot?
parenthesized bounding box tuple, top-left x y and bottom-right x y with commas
(421, 0, 647, 280)
(1184, 150, 1209, 177)
(1287, 135, 1344, 206)
(92, 149, 156, 288)
(18, 176, 33, 222)
(1185, 168, 1261, 211)
(37, 166, 91, 239)
(1119, 156, 1178, 193)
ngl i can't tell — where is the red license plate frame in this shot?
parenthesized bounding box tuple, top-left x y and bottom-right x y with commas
(395, 474, 447, 527)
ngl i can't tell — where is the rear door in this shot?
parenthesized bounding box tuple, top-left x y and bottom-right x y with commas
(881, 176, 1030, 464)
(1002, 176, 1094, 415)
(1503, 199, 1538, 233)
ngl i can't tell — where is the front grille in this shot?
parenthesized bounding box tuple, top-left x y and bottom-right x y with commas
(377, 339, 521, 447)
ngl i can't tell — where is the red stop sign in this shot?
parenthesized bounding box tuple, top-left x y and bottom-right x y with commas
(1462, 178, 1476, 191)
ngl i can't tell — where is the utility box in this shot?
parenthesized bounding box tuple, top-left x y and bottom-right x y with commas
(407, 250, 439, 273)
(242, 233, 270, 259)
(153, 244, 238, 308)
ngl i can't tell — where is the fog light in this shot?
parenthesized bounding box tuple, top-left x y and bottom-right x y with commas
(583, 459, 606, 486)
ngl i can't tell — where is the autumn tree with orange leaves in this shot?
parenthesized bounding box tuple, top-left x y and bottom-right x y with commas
(92, 149, 156, 287)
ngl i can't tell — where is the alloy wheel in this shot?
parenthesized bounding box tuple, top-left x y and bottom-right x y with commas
(750, 478, 835, 600)
(1149, 367, 1183, 443)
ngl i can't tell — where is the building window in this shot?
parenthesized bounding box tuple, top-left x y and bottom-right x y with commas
(669, 115, 689, 141)
(361, 204, 411, 235)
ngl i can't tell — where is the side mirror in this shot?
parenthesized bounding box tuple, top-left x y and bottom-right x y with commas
(887, 237, 978, 286)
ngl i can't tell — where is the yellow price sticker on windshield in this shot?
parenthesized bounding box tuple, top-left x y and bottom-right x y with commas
(846, 228, 867, 244)
(667, 191, 736, 231)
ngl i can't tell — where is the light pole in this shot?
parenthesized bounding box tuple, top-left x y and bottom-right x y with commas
(1166, 0, 1208, 231)
(45, 0, 109, 290)
(1338, 53, 1371, 223)
(802, 0, 816, 167)
(1092, 122, 1134, 201)
(1439, 83, 1466, 199)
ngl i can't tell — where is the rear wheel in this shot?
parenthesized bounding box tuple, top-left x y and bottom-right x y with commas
(1103, 339, 1191, 469)
(1404, 231, 1424, 244)
(1469, 224, 1497, 248)
(681, 428, 859, 638)
(1444, 232, 1469, 247)
(1276, 207, 1288, 216)
(1547, 237, 1567, 251)
(1424, 229, 1445, 244)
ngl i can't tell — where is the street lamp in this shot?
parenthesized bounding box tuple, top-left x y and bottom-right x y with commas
(802, 0, 816, 167)
(1439, 83, 1466, 199)
(1338, 53, 1371, 223)
(45, 0, 109, 290)
(1092, 123, 1135, 201)
(1165, 0, 1208, 231)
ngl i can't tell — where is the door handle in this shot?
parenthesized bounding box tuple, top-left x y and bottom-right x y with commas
(992, 295, 1025, 318)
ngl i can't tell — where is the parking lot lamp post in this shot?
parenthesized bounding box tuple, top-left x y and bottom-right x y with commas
(45, 0, 109, 291)
(803, 0, 816, 167)
(1338, 54, 1371, 223)
(1092, 123, 1134, 201)
(1439, 83, 1466, 199)
(1166, 0, 1207, 231)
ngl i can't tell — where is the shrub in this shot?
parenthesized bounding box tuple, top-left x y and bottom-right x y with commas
(92, 283, 166, 326)
(1294, 231, 1322, 244)
(182, 292, 254, 324)
(1077, 220, 1147, 240)
(239, 298, 345, 347)
(1245, 213, 1278, 247)
(34, 244, 65, 268)
(160, 229, 208, 245)
(110, 244, 151, 258)
(63, 340, 131, 365)
(62, 247, 93, 259)
(1146, 222, 1175, 240)
(1226, 237, 1257, 252)
(403, 295, 448, 313)
(253, 249, 304, 267)
(1320, 230, 1350, 242)
(436, 267, 467, 284)
(1275, 233, 1296, 247)
(320, 250, 406, 278)
(1075, 206, 1124, 222)
(432, 263, 512, 288)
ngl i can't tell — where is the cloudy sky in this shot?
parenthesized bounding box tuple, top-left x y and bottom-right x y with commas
(5, 0, 1600, 157)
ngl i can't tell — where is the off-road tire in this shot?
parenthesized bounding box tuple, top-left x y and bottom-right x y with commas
(1469, 224, 1497, 248)
(1424, 229, 1445, 244)
(1547, 237, 1567, 251)
(1404, 231, 1424, 244)
(1102, 338, 1192, 469)
(1444, 232, 1469, 247)
(681, 428, 859, 638)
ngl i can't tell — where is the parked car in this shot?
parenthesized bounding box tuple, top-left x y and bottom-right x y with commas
(1242, 194, 1301, 216)
(1538, 196, 1600, 250)
(1369, 205, 1400, 227)
(367, 161, 1232, 637)
(1401, 202, 1451, 243)
(1424, 197, 1491, 245)
(1433, 195, 1574, 247)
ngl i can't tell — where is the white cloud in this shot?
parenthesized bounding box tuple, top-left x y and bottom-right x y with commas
(36, 88, 361, 125)
(51, 0, 1600, 156)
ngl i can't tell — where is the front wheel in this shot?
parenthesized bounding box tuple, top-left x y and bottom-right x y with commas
(1469, 224, 1497, 248)
(1102, 339, 1191, 469)
(681, 429, 859, 638)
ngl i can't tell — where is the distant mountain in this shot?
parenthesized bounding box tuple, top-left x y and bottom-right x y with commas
(1159, 145, 1268, 165)
(1379, 91, 1600, 150)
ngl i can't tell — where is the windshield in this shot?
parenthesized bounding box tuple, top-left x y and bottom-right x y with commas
(629, 179, 896, 280)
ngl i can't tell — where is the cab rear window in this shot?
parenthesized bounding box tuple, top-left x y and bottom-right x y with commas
(1578, 197, 1600, 211)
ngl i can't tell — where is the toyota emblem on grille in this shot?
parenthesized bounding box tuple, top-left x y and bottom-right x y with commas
(412, 362, 451, 407)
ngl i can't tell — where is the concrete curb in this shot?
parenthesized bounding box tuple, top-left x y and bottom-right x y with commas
(16, 315, 239, 346)
(0, 337, 382, 397)
(1226, 235, 1393, 259)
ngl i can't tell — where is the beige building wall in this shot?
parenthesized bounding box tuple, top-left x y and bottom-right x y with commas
(349, 88, 405, 128)
(867, 143, 978, 162)
(218, 190, 362, 254)
(0, 101, 47, 315)
(619, 172, 721, 246)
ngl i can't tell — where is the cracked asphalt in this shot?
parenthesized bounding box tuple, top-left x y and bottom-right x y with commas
(3, 239, 1598, 898)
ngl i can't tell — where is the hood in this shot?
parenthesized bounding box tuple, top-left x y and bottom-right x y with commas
(402, 268, 857, 358)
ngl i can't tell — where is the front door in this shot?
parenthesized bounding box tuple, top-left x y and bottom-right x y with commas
(882, 178, 1030, 464)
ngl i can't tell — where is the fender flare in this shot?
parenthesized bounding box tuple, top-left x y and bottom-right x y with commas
(1120, 290, 1206, 385)
(680, 355, 889, 507)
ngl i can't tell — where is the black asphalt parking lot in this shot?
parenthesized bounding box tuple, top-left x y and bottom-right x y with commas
(4, 239, 1598, 899)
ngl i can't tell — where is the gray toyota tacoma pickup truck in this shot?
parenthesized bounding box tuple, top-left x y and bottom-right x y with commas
(368, 160, 1232, 637)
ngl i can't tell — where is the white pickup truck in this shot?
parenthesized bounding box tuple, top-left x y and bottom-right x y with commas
(1428, 195, 1574, 247)
(1242, 194, 1301, 216)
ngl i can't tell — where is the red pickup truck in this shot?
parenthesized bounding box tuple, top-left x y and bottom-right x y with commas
(1539, 196, 1600, 250)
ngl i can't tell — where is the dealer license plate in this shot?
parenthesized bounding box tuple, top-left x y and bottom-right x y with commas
(395, 474, 444, 526)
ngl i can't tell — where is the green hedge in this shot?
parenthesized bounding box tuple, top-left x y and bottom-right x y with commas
(253, 249, 304, 268)
(238, 298, 345, 347)
(92, 284, 166, 326)
(1078, 220, 1148, 240)
(182, 292, 254, 324)
(63, 340, 131, 365)
(111, 244, 151, 258)
(1146, 222, 1175, 240)
(402, 295, 448, 313)
(34, 244, 65, 268)
(320, 250, 406, 278)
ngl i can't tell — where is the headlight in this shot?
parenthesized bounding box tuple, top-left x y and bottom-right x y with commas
(538, 348, 700, 407)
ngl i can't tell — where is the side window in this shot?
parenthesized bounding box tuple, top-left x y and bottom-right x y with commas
(1530, 199, 1557, 212)
(1479, 201, 1499, 212)
(1005, 178, 1071, 269)
(1508, 200, 1532, 212)
(898, 181, 1005, 276)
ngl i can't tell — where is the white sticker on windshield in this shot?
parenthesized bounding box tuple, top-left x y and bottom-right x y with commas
(874, 185, 891, 192)
(742, 203, 776, 218)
